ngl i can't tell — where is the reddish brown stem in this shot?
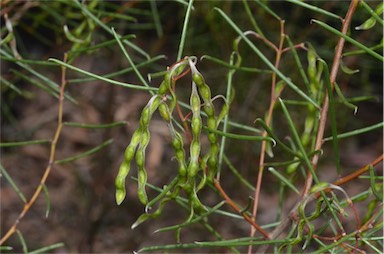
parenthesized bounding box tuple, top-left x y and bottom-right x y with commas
(315, 154, 383, 197)
(302, 0, 359, 197)
(214, 179, 270, 239)
(0, 54, 68, 245)
(248, 21, 286, 253)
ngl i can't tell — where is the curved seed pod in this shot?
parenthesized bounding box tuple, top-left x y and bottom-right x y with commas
(137, 163, 148, 204)
(188, 57, 221, 182)
(216, 100, 229, 126)
(140, 107, 151, 127)
(136, 129, 150, 205)
(115, 128, 143, 205)
(207, 142, 219, 178)
(158, 80, 169, 96)
(188, 82, 202, 178)
(116, 95, 161, 205)
(159, 102, 171, 122)
(192, 72, 205, 88)
(307, 44, 318, 86)
(169, 123, 188, 177)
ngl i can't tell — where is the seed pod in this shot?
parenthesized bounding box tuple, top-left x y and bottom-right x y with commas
(192, 72, 205, 88)
(188, 82, 202, 178)
(216, 101, 229, 126)
(115, 162, 130, 205)
(199, 85, 212, 102)
(307, 45, 317, 83)
(188, 160, 200, 178)
(137, 167, 148, 204)
(158, 80, 169, 95)
(136, 128, 150, 205)
(203, 102, 214, 117)
(115, 127, 144, 205)
(159, 102, 171, 122)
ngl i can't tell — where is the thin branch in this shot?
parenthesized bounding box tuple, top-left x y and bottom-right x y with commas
(214, 179, 270, 239)
(248, 20, 286, 254)
(0, 53, 68, 245)
(302, 0, 359, 197)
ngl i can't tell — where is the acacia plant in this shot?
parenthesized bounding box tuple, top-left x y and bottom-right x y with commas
(1, 0, 383, 253)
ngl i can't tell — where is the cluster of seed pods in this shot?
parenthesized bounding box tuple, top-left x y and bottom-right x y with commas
(115, 56, 229, 227)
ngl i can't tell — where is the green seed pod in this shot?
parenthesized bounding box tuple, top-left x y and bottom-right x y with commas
(198, 86, 212, 104)
(115, 127, 144, 205)
(307, 49, 317, 82)
(136, 148, 145, 167)
(190, 140, 200, 160)
(203, 103, 214, 118)
(123, 145, 136, 162)
(183, 181, 193, 194)
(171, 61, 188, 77)
(175, 149, 185, 161)
(208, 133, 217, 144)
(115, 162, 130, 205)
(140, 107, 151, 127)
(192, 73, 205, 88)
(159, 102, 171, 122)
(115, 190, 127, 206)
(137, 168, 148, 205)
(149, 96, 162, 113)
(172, 133, 183, 149)
(140, 129, 151, 147)
(158, 80, 169, 95)
(191, 117, 202, 136)
(188, 161, 200, 178)
(216, 102, 229, 126)
(191, 96, 200, 113)
(207, 117, 216, 130)
(130, 128, 143, 146)
(178, 164, 187, 177)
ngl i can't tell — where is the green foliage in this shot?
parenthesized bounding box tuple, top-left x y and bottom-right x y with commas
(1, 0, 382, 253)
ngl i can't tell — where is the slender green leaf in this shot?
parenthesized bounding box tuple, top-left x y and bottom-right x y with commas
(333, 82, 358, 113)
(28, 243, 65, 254)
(278, 98, 318, 182)
(42, 184, 51, 218)
(63, 121, 127, 129)
(69, 55, 165, 83)
(286, 0, 341, 20)
(16, 230, 28, 254)
(311, 19, 383, 61)
(55, 139, 113, 164)
(0, 139, 50, 148)
(150, 0, 163, 37)
(242, 0, 265, 37)
(48, 58, 158, 91)
(285, 36, 309, 90)
(71, 0, 150, 59)
(0, 163, 27, 203)
(224, 155, 255, 191)
(111, 28, 154, 95)
(323, 122, 383, 142)
(320, 59, 341, 175)
(177, 0, 194, 61)
(268, 167, 300, 194)
(215, 8, 320, 109)
(203, 126, 275, 143)
(201, 55, 271, 73)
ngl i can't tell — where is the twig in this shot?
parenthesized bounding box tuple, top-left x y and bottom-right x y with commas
(248, 19, 286, 254)
(302, 0, 359, 197)
(256, 152, 381, 253)
(214, 179, 270, 239)
(0, 53, 68, 245)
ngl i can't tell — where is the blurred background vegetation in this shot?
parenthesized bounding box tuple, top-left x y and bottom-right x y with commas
(1, 0, 382, 253)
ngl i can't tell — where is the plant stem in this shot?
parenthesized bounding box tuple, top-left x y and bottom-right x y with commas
(0, 53, 69, 245)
